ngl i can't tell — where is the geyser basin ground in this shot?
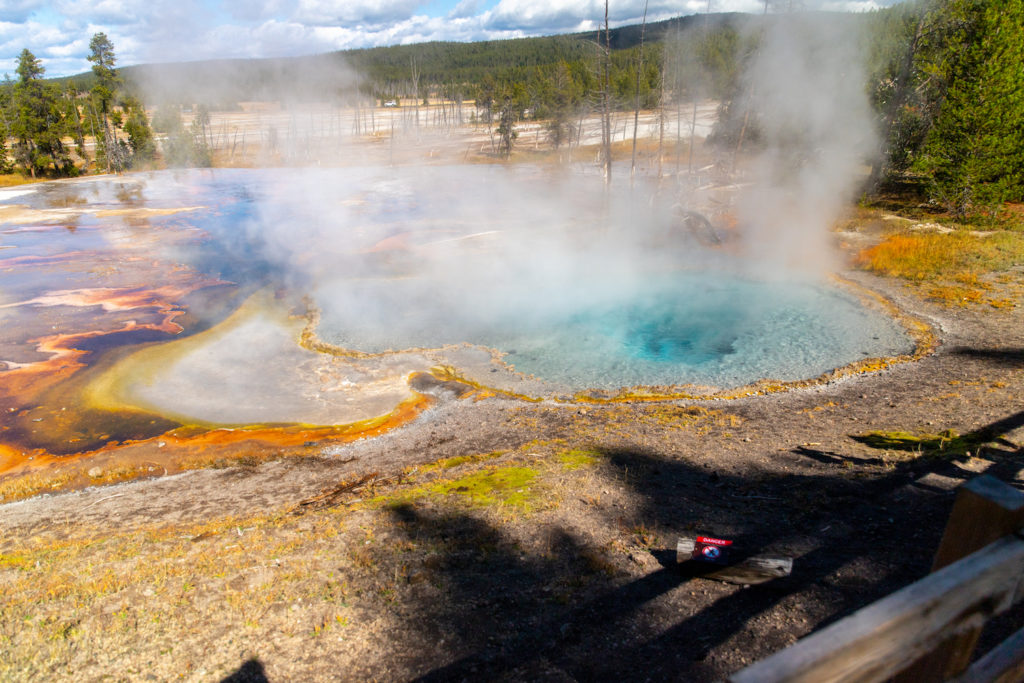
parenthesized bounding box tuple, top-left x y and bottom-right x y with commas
(0, 167, 917, 450)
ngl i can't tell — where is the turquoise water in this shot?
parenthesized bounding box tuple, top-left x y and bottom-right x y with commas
(317, 273, 914, 390)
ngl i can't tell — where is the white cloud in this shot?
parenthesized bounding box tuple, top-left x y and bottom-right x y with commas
(482, 0, 717, 34)
(1, 0, 910, 78)
(0, 0, 45, 23)
(220, 0, 289, 22)
(201, 20, 333, 60)
(0, 19, 88, 76)
(54, 0, 141, 25)
(484, 0, 602, 32)
(292, 0, 429, 28)
(448, 0, 479, 20)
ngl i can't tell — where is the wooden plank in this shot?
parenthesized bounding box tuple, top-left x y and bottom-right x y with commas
(729, 535, 1024, 683)
(676, 536, 793, 585)
(932, 476, 1024, 572)
(895, 476, 1024, 682)
(956, 626, 1024, 683)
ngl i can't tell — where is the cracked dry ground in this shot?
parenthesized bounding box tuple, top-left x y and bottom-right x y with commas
(2, 269, 1024, 682)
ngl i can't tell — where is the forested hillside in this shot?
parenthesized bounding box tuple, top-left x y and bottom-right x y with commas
(1, 2, 1022, 216)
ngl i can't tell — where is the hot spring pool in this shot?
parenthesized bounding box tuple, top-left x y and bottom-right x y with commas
(1, 167, 920, 436)
(314, 272, 914, 391)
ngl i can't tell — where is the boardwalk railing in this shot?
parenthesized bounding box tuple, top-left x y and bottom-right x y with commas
(730, 475, 1024, 683)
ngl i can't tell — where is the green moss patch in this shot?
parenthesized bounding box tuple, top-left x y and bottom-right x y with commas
(557, 449, 600, 470)
(381, 465, 540, 510)
(852, 429, 989, 458)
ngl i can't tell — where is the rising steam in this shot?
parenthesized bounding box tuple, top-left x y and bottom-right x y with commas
(733, 13, 876, 274)
(136, 10, 889, 389)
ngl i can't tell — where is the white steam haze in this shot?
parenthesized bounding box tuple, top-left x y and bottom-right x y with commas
(131, 10, 903, 392)
(735, 14, 876, 274)
(221, 11, 879, 322)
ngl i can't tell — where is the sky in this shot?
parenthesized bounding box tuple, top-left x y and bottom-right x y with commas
(1, 0, 903, 78)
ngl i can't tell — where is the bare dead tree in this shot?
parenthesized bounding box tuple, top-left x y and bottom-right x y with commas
(601, 0, 612, 186)
(732, 0, 773, 172)
(630, 0, 650, 181)
(690, 0, 713, 177)
(410, 56, 421, 130)
(657, 67, 666, 178)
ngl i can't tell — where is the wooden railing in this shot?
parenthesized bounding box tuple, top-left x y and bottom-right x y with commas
(730, 475, 1024, 683)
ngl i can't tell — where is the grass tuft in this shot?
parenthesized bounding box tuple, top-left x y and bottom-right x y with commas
(0, 472, 74, 503)
(416, 451, 506, 474)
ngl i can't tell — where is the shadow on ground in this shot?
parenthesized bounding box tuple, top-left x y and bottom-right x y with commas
(221, 659, 269, 683)
(374, 409, 1024, 681)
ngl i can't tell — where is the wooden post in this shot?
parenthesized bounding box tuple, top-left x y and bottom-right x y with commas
(894, 475, 1024, 682)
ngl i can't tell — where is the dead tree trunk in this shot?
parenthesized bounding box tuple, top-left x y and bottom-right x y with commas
(630, 0, 650, 181)
(601, 0, 612, 186)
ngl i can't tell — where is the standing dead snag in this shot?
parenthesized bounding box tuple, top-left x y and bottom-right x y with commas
(630, 0, 650, 181)
(600, 0, 612, 186)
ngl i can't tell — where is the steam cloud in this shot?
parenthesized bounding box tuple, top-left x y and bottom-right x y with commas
(734, 13, 876, 274)
(160, 12, 879, 358)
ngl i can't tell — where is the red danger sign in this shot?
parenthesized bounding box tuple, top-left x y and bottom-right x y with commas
(692, 535, 734, 565)
(696, 536, 733, 546)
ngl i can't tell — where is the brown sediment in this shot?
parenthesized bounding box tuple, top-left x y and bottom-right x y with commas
(0, 391, 434, 501)
(0, 282, 226, 406)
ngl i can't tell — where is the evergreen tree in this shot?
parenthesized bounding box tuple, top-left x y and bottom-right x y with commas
(122, 96, 155, 164)
(10, 49, 72, 177)
(914, 0, 1024, 216)
(88, 32, 127, 172)
(0, 76, 12, 173)
(0, 125, 10, 174)
(150, 102, 184, 134)
(545, 61, 583, 153)
(495, 84, 523, 158)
